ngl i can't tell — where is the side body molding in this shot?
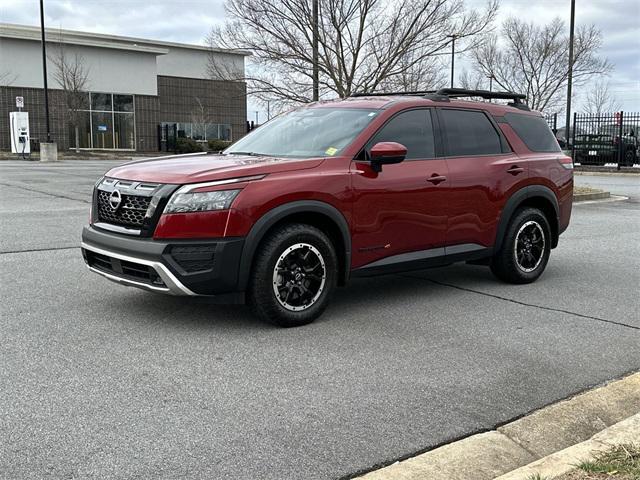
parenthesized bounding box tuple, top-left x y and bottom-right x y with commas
(236, 200, 352, 291)
(495, 185, 560, 252)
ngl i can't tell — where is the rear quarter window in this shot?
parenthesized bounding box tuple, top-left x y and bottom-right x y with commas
(505, 113, 561, 152)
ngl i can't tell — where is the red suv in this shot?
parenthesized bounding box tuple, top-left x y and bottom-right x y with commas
(82, 88, 573, 327)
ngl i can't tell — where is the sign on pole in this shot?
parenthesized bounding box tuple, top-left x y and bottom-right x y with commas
(16, 96, 24, 109)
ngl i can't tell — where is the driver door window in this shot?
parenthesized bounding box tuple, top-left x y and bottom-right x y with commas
(367, 109, 435, 159)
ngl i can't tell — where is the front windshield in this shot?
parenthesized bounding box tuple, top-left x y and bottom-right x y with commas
(226, 107, 379, 158)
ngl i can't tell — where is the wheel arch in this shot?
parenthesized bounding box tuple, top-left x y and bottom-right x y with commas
(237, 200, 352, 291)
(495, 185, 560, 251)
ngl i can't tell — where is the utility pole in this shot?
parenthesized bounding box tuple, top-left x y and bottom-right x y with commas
(448, 34, 457, 88)
(39, 0, 51, 143)
(312, 0, 319, 101)
(565, 0, 576, 142)
(266, 100, 271, 121)
(255, 111, 259, 125)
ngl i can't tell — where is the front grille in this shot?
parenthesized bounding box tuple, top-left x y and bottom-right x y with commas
(85, 250, 165, 287)
(97, 190, 151, 228)
(169, 245, 216, 273)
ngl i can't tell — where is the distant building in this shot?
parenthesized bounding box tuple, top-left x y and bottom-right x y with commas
(0, 23, 249, 151)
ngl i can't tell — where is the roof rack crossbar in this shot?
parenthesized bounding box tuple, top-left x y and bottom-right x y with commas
(351, 88, 527, 103)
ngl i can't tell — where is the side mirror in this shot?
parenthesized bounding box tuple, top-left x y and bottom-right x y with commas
(369, 141, 407, 172)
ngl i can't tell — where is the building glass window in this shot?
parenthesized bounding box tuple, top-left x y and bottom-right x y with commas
(113, 94, 134, 112)
(68, 111, 91, 149)
(91, 93, 112, 111)
(161, 122, 232, 142)
(114, 113, 135, 149)
(91, 112, 114, 149)
(71, 92, 136, 150)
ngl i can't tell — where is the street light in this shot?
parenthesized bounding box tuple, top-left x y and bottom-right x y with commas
(39, 0, 51, 143)
(447, 34, 458, 88)
(565, 0, 576, 144)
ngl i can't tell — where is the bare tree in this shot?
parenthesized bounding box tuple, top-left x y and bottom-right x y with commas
(190, 97, 211, 140)
(583, 80, 621, 116)
(0, 70, 18, 87)
(470, 17, 611, 112)
(207, 0, 498, 107)
(378, 54, 447, 93)
(50, 43, 90, 152)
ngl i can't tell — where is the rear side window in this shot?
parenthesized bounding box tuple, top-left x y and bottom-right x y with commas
(441, 109, 503, 156)
(368, 109, 435, 160)
(505, 113, 561, 152)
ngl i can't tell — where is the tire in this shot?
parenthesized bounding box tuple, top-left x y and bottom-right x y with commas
(490, 208, 552, 284)
(248, 223, 338, 327)
(623, 148, 636, 166)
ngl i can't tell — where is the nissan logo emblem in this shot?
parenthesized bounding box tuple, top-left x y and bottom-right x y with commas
(109, 190, 122, 210)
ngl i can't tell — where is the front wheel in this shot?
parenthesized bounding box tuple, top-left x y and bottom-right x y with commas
(248, 223, 338, 327)
(490, 208, 551, 284)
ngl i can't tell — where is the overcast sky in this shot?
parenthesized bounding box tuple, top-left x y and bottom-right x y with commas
(1, 0, 638, 121)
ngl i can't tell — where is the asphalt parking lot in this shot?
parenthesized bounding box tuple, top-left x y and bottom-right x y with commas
(1, 160, 639, 480)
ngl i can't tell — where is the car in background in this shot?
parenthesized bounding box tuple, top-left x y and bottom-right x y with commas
(574, 123, 638, 166)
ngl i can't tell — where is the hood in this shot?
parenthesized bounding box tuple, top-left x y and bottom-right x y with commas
(105, 153, 326, 184)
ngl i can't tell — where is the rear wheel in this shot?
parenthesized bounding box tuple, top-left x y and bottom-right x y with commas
(248, 223, 337, 327)
(491, 208, 551, 284)
(623, 147, 637, 166)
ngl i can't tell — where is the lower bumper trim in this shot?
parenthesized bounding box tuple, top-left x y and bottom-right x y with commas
(81, 242, 196, 296)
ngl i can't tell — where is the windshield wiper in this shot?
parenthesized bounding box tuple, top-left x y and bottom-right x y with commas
(226, 151, 267, 156)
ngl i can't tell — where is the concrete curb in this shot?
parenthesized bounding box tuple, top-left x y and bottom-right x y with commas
(573, 191, 611, 202)
(356, 372, 640, 480)
(575, 170, 640, 177)
(495, 413, 640, 480)
(575, 166, 640, 174)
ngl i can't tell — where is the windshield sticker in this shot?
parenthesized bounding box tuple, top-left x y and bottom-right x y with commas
(325, 147, 338, 156)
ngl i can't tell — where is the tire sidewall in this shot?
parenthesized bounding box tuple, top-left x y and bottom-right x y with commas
(250, 225, 338, 327)
(506, 209, 552, 282)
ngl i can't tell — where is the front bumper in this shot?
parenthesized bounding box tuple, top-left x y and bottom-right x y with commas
(81, 225, 245, 301)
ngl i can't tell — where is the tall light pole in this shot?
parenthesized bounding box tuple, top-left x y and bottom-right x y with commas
(448, 34, 457, 88)
(312, 0, 319, 101)
(565, 0, 576, 141)
(39, 0, 51, 142)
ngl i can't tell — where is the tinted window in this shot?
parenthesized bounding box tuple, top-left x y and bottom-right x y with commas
(505, 113, 561, 152)
(441, 109, 503, 156)
(368, 109, 435, 160)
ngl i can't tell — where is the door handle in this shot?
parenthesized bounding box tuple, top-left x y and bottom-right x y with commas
(507, 165, 525, 175)
(427, 174, 447, 185)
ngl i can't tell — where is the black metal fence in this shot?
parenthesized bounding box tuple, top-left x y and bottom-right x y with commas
(544, 113, 558, 135)
(571, 111, 639, 168)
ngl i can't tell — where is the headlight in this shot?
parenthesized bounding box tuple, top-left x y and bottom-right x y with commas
(164, 189, 240, 214)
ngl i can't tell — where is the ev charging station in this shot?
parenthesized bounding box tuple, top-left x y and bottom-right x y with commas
(10, 96, 30, 157)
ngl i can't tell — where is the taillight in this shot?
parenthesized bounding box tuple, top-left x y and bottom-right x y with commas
(558, 156, 573, 170)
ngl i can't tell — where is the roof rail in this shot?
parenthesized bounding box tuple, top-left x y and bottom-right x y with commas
(350, 88, 529, 109)
(435, 88, 526, 102)
(351, 90, 439, 97)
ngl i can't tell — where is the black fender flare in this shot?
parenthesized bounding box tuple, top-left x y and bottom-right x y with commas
(495, 185, 560, 252)
(236, 200, 352, 291)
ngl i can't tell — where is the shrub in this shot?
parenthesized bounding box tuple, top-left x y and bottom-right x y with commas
(208, 139, 232, 152)
(176, 137, 203, 153)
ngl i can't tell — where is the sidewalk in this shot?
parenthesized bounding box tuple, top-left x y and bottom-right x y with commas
(357, 372, 640, 480)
